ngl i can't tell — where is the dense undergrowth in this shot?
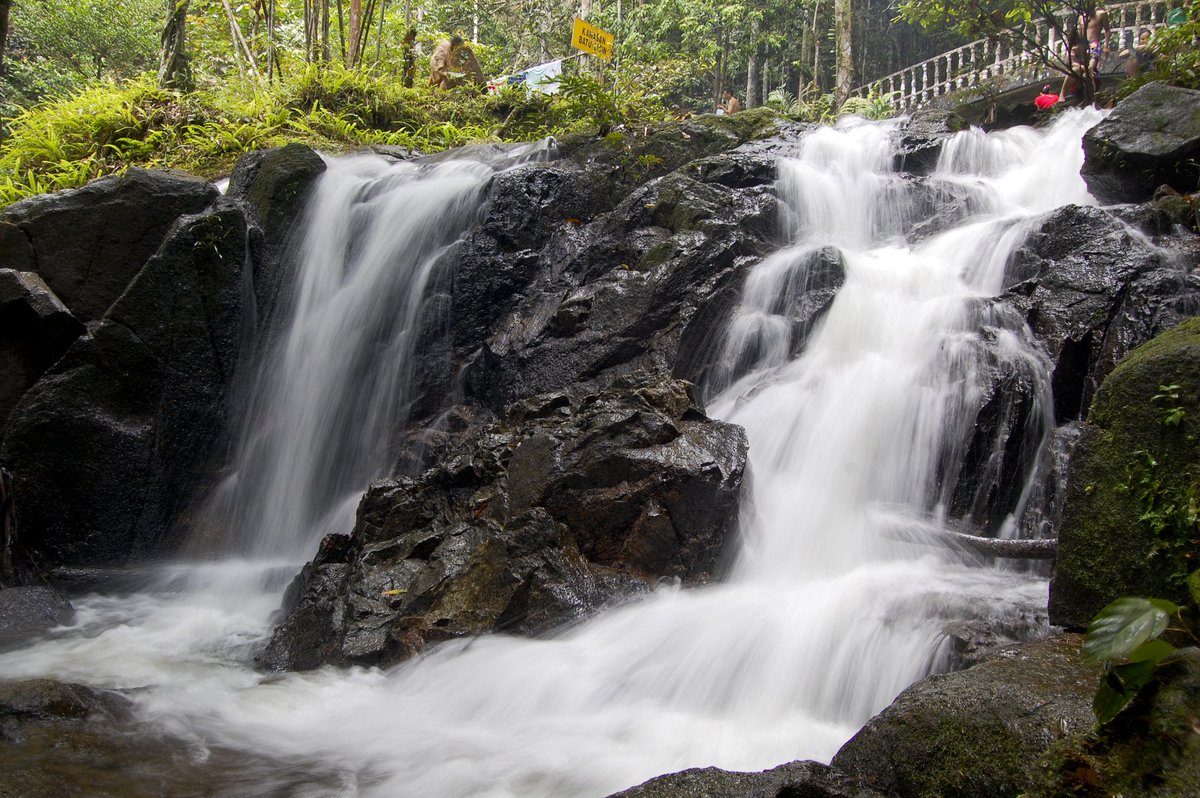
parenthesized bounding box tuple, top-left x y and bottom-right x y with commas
(0, 57, 903, 208)
(0, 64, 677, 205)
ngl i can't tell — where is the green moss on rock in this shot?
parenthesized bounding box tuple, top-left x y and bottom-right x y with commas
(831, 634, 1099, 798)
(1031, 650, 1200, 797)
(1050, 317, 1200, 629)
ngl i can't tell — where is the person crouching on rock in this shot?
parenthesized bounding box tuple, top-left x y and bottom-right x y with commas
(1034, 84, 1060, 110)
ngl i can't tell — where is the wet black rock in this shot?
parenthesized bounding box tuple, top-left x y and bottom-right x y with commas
(1, 204, 250, 567)
(1005, 204, 1200, 422)
(0, 269, 85, 424)
(461, 166, 779, 413)
(261, 375, 747, 669)
(1082, 82, 1200, 205)
(226, 143, 327, 330)
(0, 168, 218, 323)
(894, 108, 967, 175)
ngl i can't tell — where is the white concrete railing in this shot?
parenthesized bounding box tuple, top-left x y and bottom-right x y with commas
(853, 0, 1186, 111)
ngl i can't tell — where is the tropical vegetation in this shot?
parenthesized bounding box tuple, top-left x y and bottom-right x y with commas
(1, 0, 1198, 206)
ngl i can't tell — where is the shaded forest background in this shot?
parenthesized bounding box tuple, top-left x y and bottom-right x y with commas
(1, 0, 961, 116)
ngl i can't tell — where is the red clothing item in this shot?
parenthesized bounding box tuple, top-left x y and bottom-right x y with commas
(1035, 92, 1060, 109)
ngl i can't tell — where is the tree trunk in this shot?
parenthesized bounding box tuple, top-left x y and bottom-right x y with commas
(267, 0, 276, 80)
(0, 0, 12, 73)
(304, 0, 313, 62)
(799, 22, 811, 97)
(336, 0, 346, 63)
(348, 0, 361, 66)
(745, 18, 760, 109)
(834, 0, 853, 105)
(811, 0, 822, 95)
(158, 0, 193, 90)
(375, 0, 386, 62)
(322, 0, 330, 61)
(744, 53, 756, 109)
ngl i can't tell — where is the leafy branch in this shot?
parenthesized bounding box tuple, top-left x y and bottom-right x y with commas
(1082, 597, 1197, 725)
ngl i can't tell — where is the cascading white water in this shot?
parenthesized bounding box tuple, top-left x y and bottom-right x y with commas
(202, 144, 551, 562)
(1, 109, 1107, 797)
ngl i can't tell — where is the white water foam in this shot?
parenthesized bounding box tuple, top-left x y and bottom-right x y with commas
(1, 110, 1106, 797)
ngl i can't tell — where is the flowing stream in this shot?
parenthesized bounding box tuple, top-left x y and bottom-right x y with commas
(2, 109, 1104, 797)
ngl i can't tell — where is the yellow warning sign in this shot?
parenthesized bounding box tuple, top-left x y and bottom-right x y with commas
(571, 17, 614, 62)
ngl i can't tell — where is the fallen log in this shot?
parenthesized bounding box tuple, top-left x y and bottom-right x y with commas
(882, 517, 1057, 559)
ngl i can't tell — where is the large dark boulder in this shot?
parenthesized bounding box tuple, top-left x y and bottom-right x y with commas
(261, 375, 747, 669)
(1050, 317, 1200, 629)
(463, 165, 779, 412)
(607, 760, 884, 798)
(0, 203, 250, 567)
(831, 634, 1099, 798)
(1004, 204, 1200, 423)
(397, 125, 799, 433)
(0, 169, 218, 322)
(1081, 82, 1200, 205)
(0, 270, 84, 424)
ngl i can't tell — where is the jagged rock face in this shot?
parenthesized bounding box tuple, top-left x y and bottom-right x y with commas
(831, 634, 1099, 798)
(0, 169, 218, 323)
(0, 205, 250, 566)
(1004, 204, 1200, 423)
(461, 167, 779, 414)
(1081, 82, 1200, 205)
(1050, 317, 1200, 629)
(0, 270, 85, 424)
(261, 376, 747, 670)
(0, 148, 325, 570)
(893, 108, 966, 175)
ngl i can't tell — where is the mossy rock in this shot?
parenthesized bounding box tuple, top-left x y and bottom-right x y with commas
(557, 108, 782, 189)
(830, 634, 1099, 798)
(1031, 649, 1200, 797)
(1050, 317, 1200, 629)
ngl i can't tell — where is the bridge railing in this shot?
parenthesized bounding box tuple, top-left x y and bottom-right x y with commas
(853, 0, 1186, 112)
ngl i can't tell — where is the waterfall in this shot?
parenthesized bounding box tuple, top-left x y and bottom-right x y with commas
(198, 141, 554, 563)
(0, 110, 1106, 797)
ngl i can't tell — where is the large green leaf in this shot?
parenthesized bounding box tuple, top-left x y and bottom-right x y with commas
(1127, 639, 1177, 665)
(1082, 597, 1179, 663)
(1093, 659, 1158, 724)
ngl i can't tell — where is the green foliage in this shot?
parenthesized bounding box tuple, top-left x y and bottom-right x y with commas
(766, 85, 895, 122)
(896, 0, 1032, 42)
(0, 54, 684, 207)
(1153, 383, 1187, 427)
(1083, 597, 1189, 724)
(1120, 9, 1200, 98)
(11, 0, 161, 83)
